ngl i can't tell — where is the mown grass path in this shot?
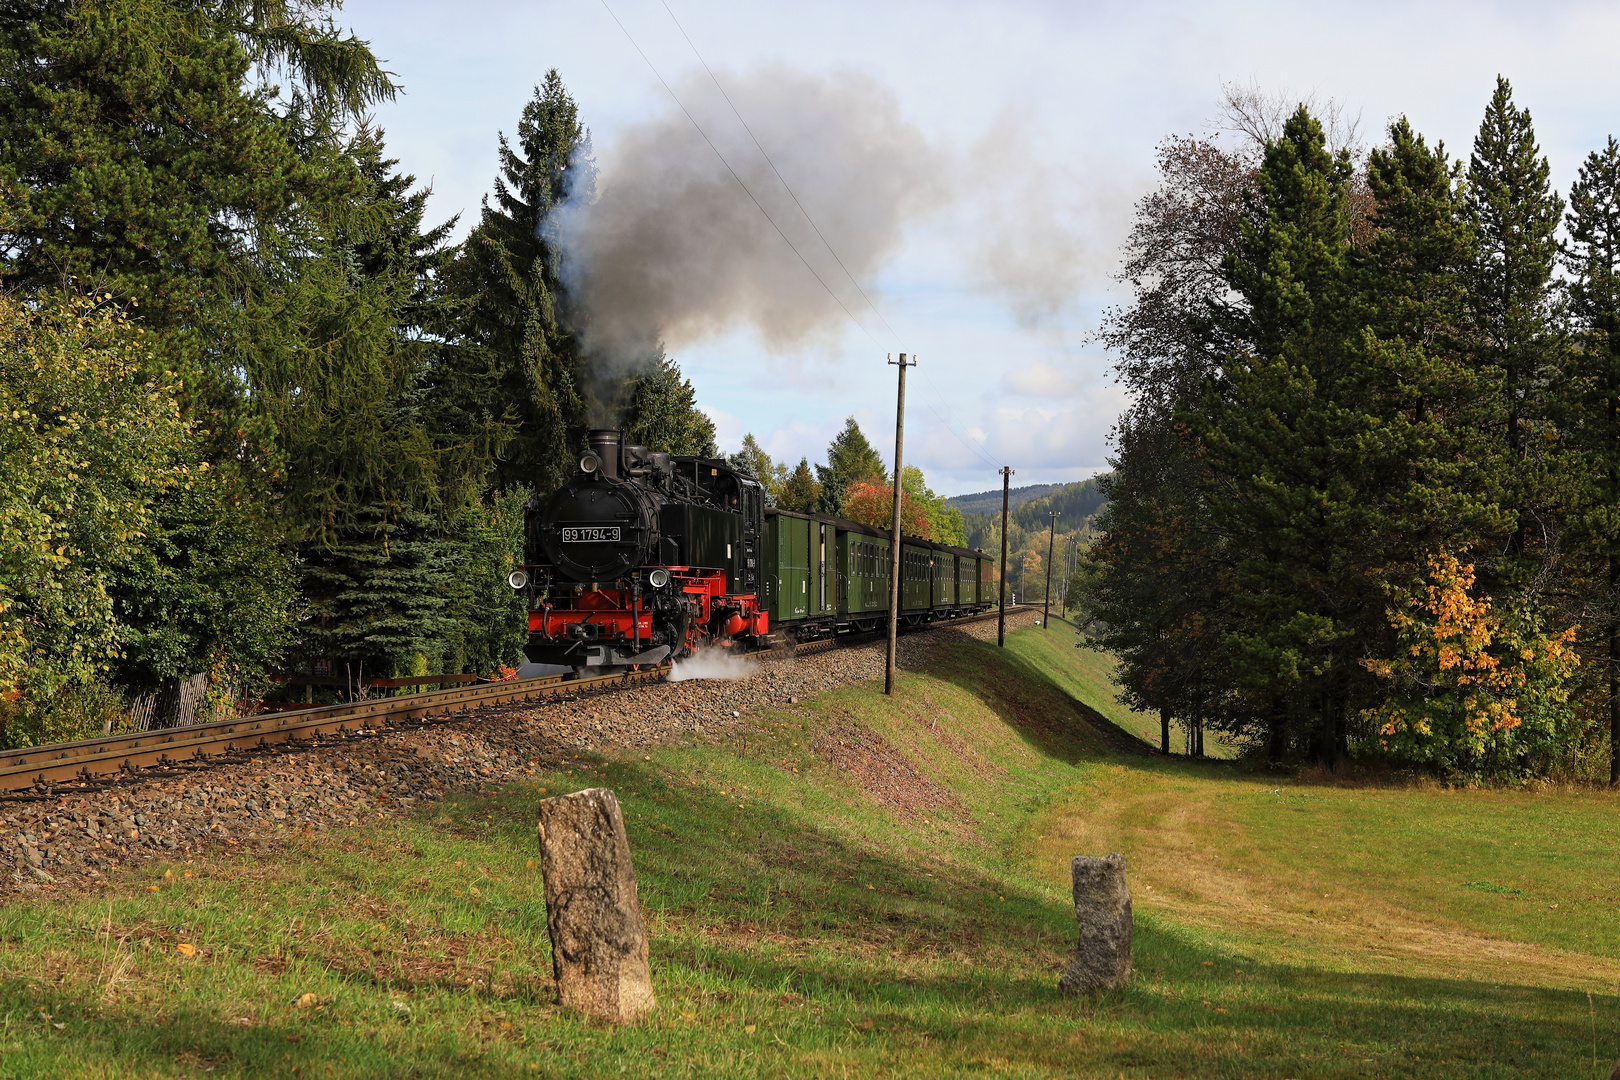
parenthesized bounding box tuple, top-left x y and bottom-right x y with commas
(0, 627, 1613, 1077)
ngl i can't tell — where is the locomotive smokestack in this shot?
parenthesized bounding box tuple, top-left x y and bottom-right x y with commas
(589, 429, 621, 479)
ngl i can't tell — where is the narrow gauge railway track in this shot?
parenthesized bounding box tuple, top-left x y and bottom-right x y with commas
(0, 607, 1023, 793)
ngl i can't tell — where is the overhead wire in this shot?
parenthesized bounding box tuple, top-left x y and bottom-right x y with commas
(656, 1, 1005, 478)
(658, 0, 905, 349)
(596, 0, 882, 348)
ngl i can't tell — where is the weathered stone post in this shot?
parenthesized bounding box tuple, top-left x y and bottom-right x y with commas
(534, 788, 655, 1023)
(1058, 853, 1132, 994)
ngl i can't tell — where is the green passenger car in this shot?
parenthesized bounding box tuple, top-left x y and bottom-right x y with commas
(761, 507, 993, 638)
(764, 510, 813, 622)
(840, 529, 891, 615)
(934, 552, 955, 608)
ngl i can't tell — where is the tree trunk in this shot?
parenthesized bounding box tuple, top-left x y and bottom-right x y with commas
(1611, 553, 1618, 786)
(1334, 689, 1349, 764)
(1267, 716, 1287, 765)
(534, 788, 656, 1024)
(1160, 710, 1169, 755)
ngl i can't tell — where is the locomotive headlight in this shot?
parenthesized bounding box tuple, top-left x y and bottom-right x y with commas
(507, 569, 530, 590)
(578, 450, 602, 474)
(647, 568, 670, 588)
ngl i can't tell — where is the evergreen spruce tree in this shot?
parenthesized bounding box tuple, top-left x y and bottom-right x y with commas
(727, 435, 785, 503)
(777, 459, 820, 513)
(1563, 136, 1620, 783)
(1465, 77, 1567, 564)
(1351, 117, 1506, 568)
(297, 503, 457, 675)
(0, 0, 390, 323)
(1193, 106, 1367, 762)
(447, 71, 592, 493)
(814, 417, 887, 515)
(262, 131, 504, 677)
(620, 358, 717, 457)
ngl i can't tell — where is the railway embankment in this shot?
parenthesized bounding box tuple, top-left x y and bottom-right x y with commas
(0, 616, 1608, 1076)
(0, 609, 1042, 896)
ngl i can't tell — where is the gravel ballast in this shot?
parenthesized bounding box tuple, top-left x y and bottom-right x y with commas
(0, 610, 1043, 896)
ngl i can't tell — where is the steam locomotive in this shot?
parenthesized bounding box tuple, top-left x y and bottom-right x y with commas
(508, 429, 997, 673)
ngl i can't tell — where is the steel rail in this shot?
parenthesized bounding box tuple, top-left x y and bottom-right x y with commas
(0, 667, 665, 793)
(791, 606, 1013, 656)
(0, 605, 1025, 793)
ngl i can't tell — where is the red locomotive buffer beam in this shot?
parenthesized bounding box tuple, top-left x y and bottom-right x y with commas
(526, 568, 767, 662)
(527, 589, 651, 639)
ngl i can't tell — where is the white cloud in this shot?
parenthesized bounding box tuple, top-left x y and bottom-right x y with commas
(699, 405, 745, 454)
(999, 362, 1089, 399)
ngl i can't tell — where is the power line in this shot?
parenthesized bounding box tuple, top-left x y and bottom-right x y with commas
(659, 0, 904, 348)
(919, 366, 1000, 471)
(596, 0, 881, 346)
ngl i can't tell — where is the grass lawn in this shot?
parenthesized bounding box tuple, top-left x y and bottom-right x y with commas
(0, 624, 1615, 1078)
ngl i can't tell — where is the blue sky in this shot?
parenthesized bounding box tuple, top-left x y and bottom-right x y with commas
(344, 0, 1620, 495)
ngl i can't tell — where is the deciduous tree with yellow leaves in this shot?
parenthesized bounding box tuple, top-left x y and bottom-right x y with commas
(0, 289, 193, 743)
(1362, 552, 1580, 775)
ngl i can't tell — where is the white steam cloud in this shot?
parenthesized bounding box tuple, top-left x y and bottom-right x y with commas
(668, 646, 755, 682)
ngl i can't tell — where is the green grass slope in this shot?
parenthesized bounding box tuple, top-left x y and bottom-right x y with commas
(0, 625, 1613, 1078)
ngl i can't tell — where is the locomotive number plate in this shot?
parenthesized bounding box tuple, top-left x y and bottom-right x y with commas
(562, 527, 620, 543)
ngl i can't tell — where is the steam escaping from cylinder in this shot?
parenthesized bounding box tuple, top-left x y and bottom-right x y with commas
(668, 645, 756, 683)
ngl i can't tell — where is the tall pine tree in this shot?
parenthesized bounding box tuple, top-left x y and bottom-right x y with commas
(1465, 77, 1567, 569)
(447, 70, 591, 493)
(264, 131, 505, 678)
(620, 358, 717, 457)
(814, 417, 887, 515)
(1564, 136, 1620, 784)
(1194, 106, 1369, 763)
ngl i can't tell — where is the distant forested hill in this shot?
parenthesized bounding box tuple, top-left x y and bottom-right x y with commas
(947, 483, 1060, 515)
(956, 477, 1108, 554)
(948, 479, 1107, 523)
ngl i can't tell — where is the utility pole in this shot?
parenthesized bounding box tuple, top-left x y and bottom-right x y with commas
(1043, 509, 1060, 628)
(885, 353, 915, 696)
(997, 466, 1013, 647)
(1060, 534, 1077, 617)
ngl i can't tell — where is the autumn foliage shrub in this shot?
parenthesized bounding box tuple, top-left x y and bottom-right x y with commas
(841, 480, 932, 538)
(1361, 552, 1582, 777)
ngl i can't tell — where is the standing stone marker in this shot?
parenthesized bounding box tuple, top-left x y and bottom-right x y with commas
(534, 788, 656, 1023)
(1058, 853, 1133, 994)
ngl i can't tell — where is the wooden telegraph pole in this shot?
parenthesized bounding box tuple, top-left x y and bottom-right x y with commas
(1043, 509, 1060, 628)
(997, 466, 1012, 647)
(885, 353, 915, 696)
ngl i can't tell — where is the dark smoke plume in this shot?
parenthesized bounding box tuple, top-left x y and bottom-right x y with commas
(552, 67, 939, 405)
(551, 65, 1116, 420)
